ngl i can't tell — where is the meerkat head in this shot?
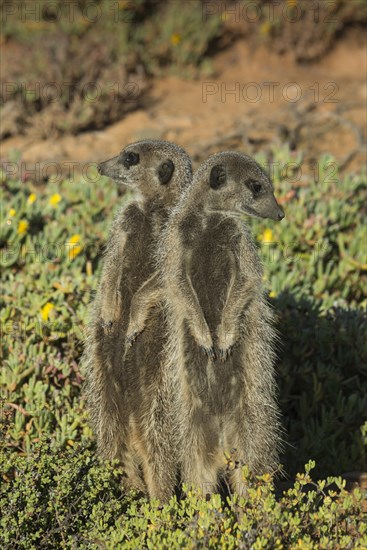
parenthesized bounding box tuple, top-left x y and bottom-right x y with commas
(194, 151, 285, 221)
(98, 140, 192, 203)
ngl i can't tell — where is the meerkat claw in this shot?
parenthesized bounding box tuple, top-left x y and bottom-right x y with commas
(218, 346, 233, 362)
(208, 347, 216, 360)
(101, 320, 114, 334)
(200, 345, 216, 360)
(218, 348, 226, 362)
(126, 330, 140, 348)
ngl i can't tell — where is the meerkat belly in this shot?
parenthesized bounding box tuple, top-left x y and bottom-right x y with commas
(183, 247, 232, 404)
(107, 219, 158, 418)
(122, 227, 156, 326)
(182, 223, 242, 425)
(125, 304, 168, 398)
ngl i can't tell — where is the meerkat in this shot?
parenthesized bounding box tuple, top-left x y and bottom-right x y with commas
(83, 140, 192, 501)
(127, 151, 284, 496)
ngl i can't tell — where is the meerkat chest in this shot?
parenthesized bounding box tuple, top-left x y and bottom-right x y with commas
(189, 215, 240, 326)
(121, 207, 163, 290)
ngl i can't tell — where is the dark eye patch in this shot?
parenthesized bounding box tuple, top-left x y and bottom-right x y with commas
(246, 179, 262, 196)
(158, 159, 174, 185)
(210, 165, 227, 189)
(121, 151, 140, 169)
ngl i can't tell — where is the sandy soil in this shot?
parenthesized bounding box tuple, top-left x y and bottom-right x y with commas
(1, 30, 366, 179)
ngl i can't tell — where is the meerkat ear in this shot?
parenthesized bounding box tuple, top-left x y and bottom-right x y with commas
(210, 165, 227, 189)
(158, 159, 174, 185)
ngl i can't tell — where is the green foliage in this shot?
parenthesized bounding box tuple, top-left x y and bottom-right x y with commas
(0, 440, 128, 548)
(250, 147, 367, 476)
(1, 147, 366, 545)
(253, 147, 366, 308)
(1, 445, 365, 549)
(134, 1, 221, 77)
(0, 166, 122, 451)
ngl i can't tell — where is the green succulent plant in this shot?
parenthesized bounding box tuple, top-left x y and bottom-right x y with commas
(1, 146, 366, 546)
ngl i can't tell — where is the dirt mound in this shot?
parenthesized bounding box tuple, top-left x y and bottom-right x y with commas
(2, 0, 366, 143)
(2, 30, 365, 180)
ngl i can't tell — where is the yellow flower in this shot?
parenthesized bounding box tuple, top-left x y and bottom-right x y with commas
(258, 228, 274, 243)
(17, 220, 29, 235)
(68, 234, 81, 244)
(287, 0, 297, 6)
(27, 193, 37, 205)
(170, 33, 181, 46)
(69, 246, 82, 260)
(67, 234, 82, 260)
(269, 290, 277, 298)
(41, 302, 55, 321)
(7, 209, 16, 225)
(49, 193, 62, 207)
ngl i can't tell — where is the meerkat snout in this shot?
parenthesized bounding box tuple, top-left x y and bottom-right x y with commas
(97, 156, 119, 179)
(98, 149, 141, 183)
(277, 208, 285, 221)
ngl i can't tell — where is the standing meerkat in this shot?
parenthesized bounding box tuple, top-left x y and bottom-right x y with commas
(83, 140, 192, 501)
(127, 151, 285, 495)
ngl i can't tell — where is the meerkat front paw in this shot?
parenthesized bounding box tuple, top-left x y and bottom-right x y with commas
(125, 320, 145, 349)
(217, 345, 234, 362)
(100, 309, 121, 334)
(216, 322, 237, 362)
(125, 330, 142, 349)
(187, 319, 215, 359)
(100, 319, 115, 335)
(199, 345, 216, 360)
(100, 294, 121, 335)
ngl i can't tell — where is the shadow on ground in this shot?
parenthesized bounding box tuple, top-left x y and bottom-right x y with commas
(274, 289, 366, 479)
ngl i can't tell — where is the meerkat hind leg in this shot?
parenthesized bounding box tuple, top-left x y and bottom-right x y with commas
(119, 448, 147, 496)
(180, 423, 222, 496)
(141, 451, 176, 502)
(122, 468, 147, 496)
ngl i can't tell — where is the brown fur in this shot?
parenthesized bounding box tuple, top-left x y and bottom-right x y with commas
(154, 151, 285, 495)
(82, 140, 192, 500)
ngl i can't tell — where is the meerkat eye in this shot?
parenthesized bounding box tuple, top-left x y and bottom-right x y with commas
(122, 151, 140, 169)
(210, 165, 227, 189)
(158, 159, 174, 185)
(246, 179, 262, 196)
